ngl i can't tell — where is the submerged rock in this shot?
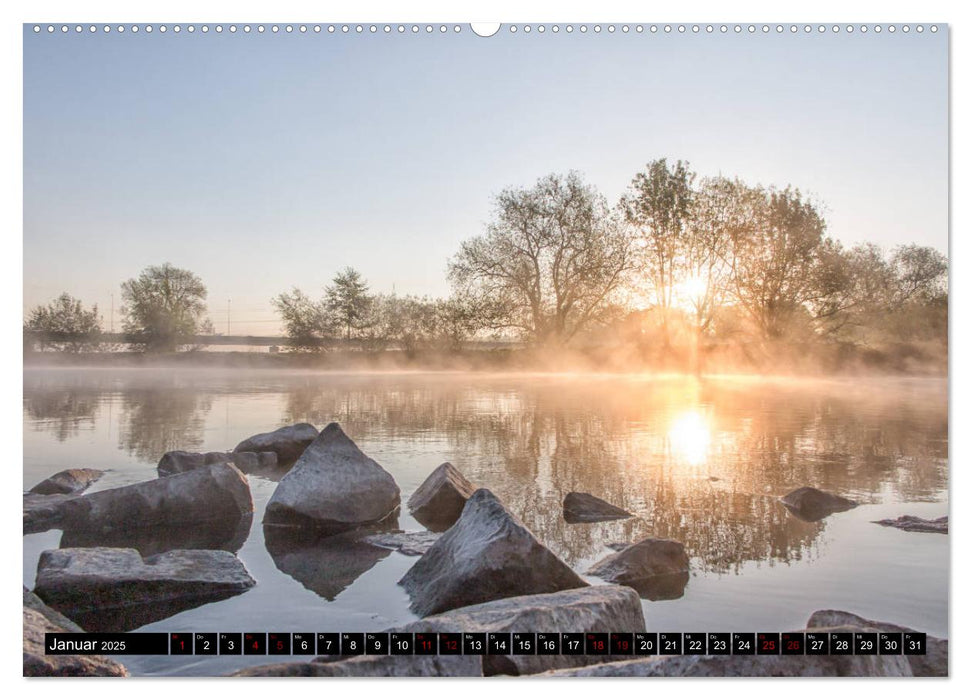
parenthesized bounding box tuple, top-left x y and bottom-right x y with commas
(264, 423, 400, 533)
(234, 423, 319, 464)
(57, 463, 253, 535)
(264, 525, 393, 600)
(873, 515, 948, 534)
(392, 585, 646, 676)
(399, 489, 588, 617)
(158, 450, 277, 477)
(34, 547, 256, 632)
(363, 530, 440, 556)
(23, 588, 128, 677)
(806, 610, 947, 677)
(780, 486, 857, 522)
(233, 654, 482, 677)
(563, 492, 632, 524)
(29, 468, 104, 496)
(407, 462, 477, 531)
(587, 537, 689, 600)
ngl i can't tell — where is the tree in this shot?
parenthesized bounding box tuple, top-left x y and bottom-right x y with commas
(888, 244, 947, 307)
(725, 186, 829, 339)
(621, 159, 696, 333)
(325, 267, 373, 341)
(24, 293, 102, 352)
(272, 288, 330, 351)
(449, 172, 636, 346)
(120, 263, 211, 351)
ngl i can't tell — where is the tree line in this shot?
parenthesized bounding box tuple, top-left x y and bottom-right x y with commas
(24, 159, 947, 366)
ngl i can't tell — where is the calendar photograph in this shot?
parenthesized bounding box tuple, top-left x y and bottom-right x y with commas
(22, 21, 948, 678)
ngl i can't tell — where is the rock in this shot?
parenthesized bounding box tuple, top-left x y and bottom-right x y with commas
(407, 462, 477, 531)
(399, 488, 588, 616)
(60, 512, 253, 556)
(24, 493, 75, 534)
(57, 463, 254, 534)
(538, 651, 912, 676)
(606, 541, 632, 552)
(234, 422, 319, 463)
(806, 610, 947, 677)
(264, 423, 400, 533)
(363, 530, 440, 556)
(23, 588, 128, 677)
(780, 486, 857, 522)
(562, 492, 632, 524)
(587, 538, 690, 600)
(34, 547, 256, 632)
(158, 450, 277, 477)
(391, 585, 646, 676)
(232, 654, 482, 677)
(264, 526, 392, 600)
(873, 515, 948, 534)
(29, 468, 104, 495)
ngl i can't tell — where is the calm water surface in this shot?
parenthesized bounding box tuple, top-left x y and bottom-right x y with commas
(22, 369, 949, 676)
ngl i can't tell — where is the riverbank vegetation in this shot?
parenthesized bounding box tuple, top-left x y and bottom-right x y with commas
(24, 160, 947, 374)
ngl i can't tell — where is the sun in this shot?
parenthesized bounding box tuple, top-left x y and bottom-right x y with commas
(672, 273, 709, 312)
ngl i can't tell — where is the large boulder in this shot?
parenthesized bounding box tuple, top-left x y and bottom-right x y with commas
(34, 547, 256, 632)
(23, 588, 128, 677)
(806, 610, 947, 677)
(399, 488, 588, 616)
(407, 462, 477, 531)
(392, 585, 646, 676)
(158, 450, 277, 477)
(57, 463, 253, 534)
(538, 650, 912, 677)
(873, 515, 948, 534)
(264, 423, 400, 532)
(232, 654, 482, 677)
(563, 492, 632, 523)
(234, 423, 319, 463)
(587, 538, 689, 600)
(29, 468, 104, 495)
(24, 493, 75, 534)
(59, 513, 253, 556)
(780, 486, 857, 521)
(24, 468, 107, 534)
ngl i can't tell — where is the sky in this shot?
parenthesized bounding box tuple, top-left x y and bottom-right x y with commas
(23, 24, 948, 335)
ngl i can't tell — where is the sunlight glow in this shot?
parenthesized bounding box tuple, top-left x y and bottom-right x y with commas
(672, 273, 708, 312)
(667, 409, 712, 466)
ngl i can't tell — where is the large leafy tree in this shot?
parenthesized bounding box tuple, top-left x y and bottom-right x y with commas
(325, 267, 373, 341)
(25, 292, 102, 352)
(449, 172, 635, 346)
(120, 263, 212, 351)
(272, 288, 330, 351)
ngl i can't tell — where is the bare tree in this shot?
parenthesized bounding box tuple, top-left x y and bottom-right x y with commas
(449, 172, 635, 346)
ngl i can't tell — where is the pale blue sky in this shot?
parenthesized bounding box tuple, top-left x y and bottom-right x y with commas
(23, 25, 948, 334)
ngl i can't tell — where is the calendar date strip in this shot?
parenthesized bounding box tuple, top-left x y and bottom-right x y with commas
(46, 631, 927, 657)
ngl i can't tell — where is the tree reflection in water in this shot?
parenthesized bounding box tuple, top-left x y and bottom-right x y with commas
(25, 372, 947, 576)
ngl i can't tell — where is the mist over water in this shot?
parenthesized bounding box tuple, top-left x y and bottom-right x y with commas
(22, 368, 948, 675)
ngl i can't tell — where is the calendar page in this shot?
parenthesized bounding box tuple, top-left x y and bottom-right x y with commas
(22, 18, 948, 679)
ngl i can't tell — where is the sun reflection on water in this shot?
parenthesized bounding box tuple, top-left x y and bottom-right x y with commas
(667, 409, 712, 466)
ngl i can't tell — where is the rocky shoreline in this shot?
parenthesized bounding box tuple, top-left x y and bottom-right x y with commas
(23, 421, 949, 677)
